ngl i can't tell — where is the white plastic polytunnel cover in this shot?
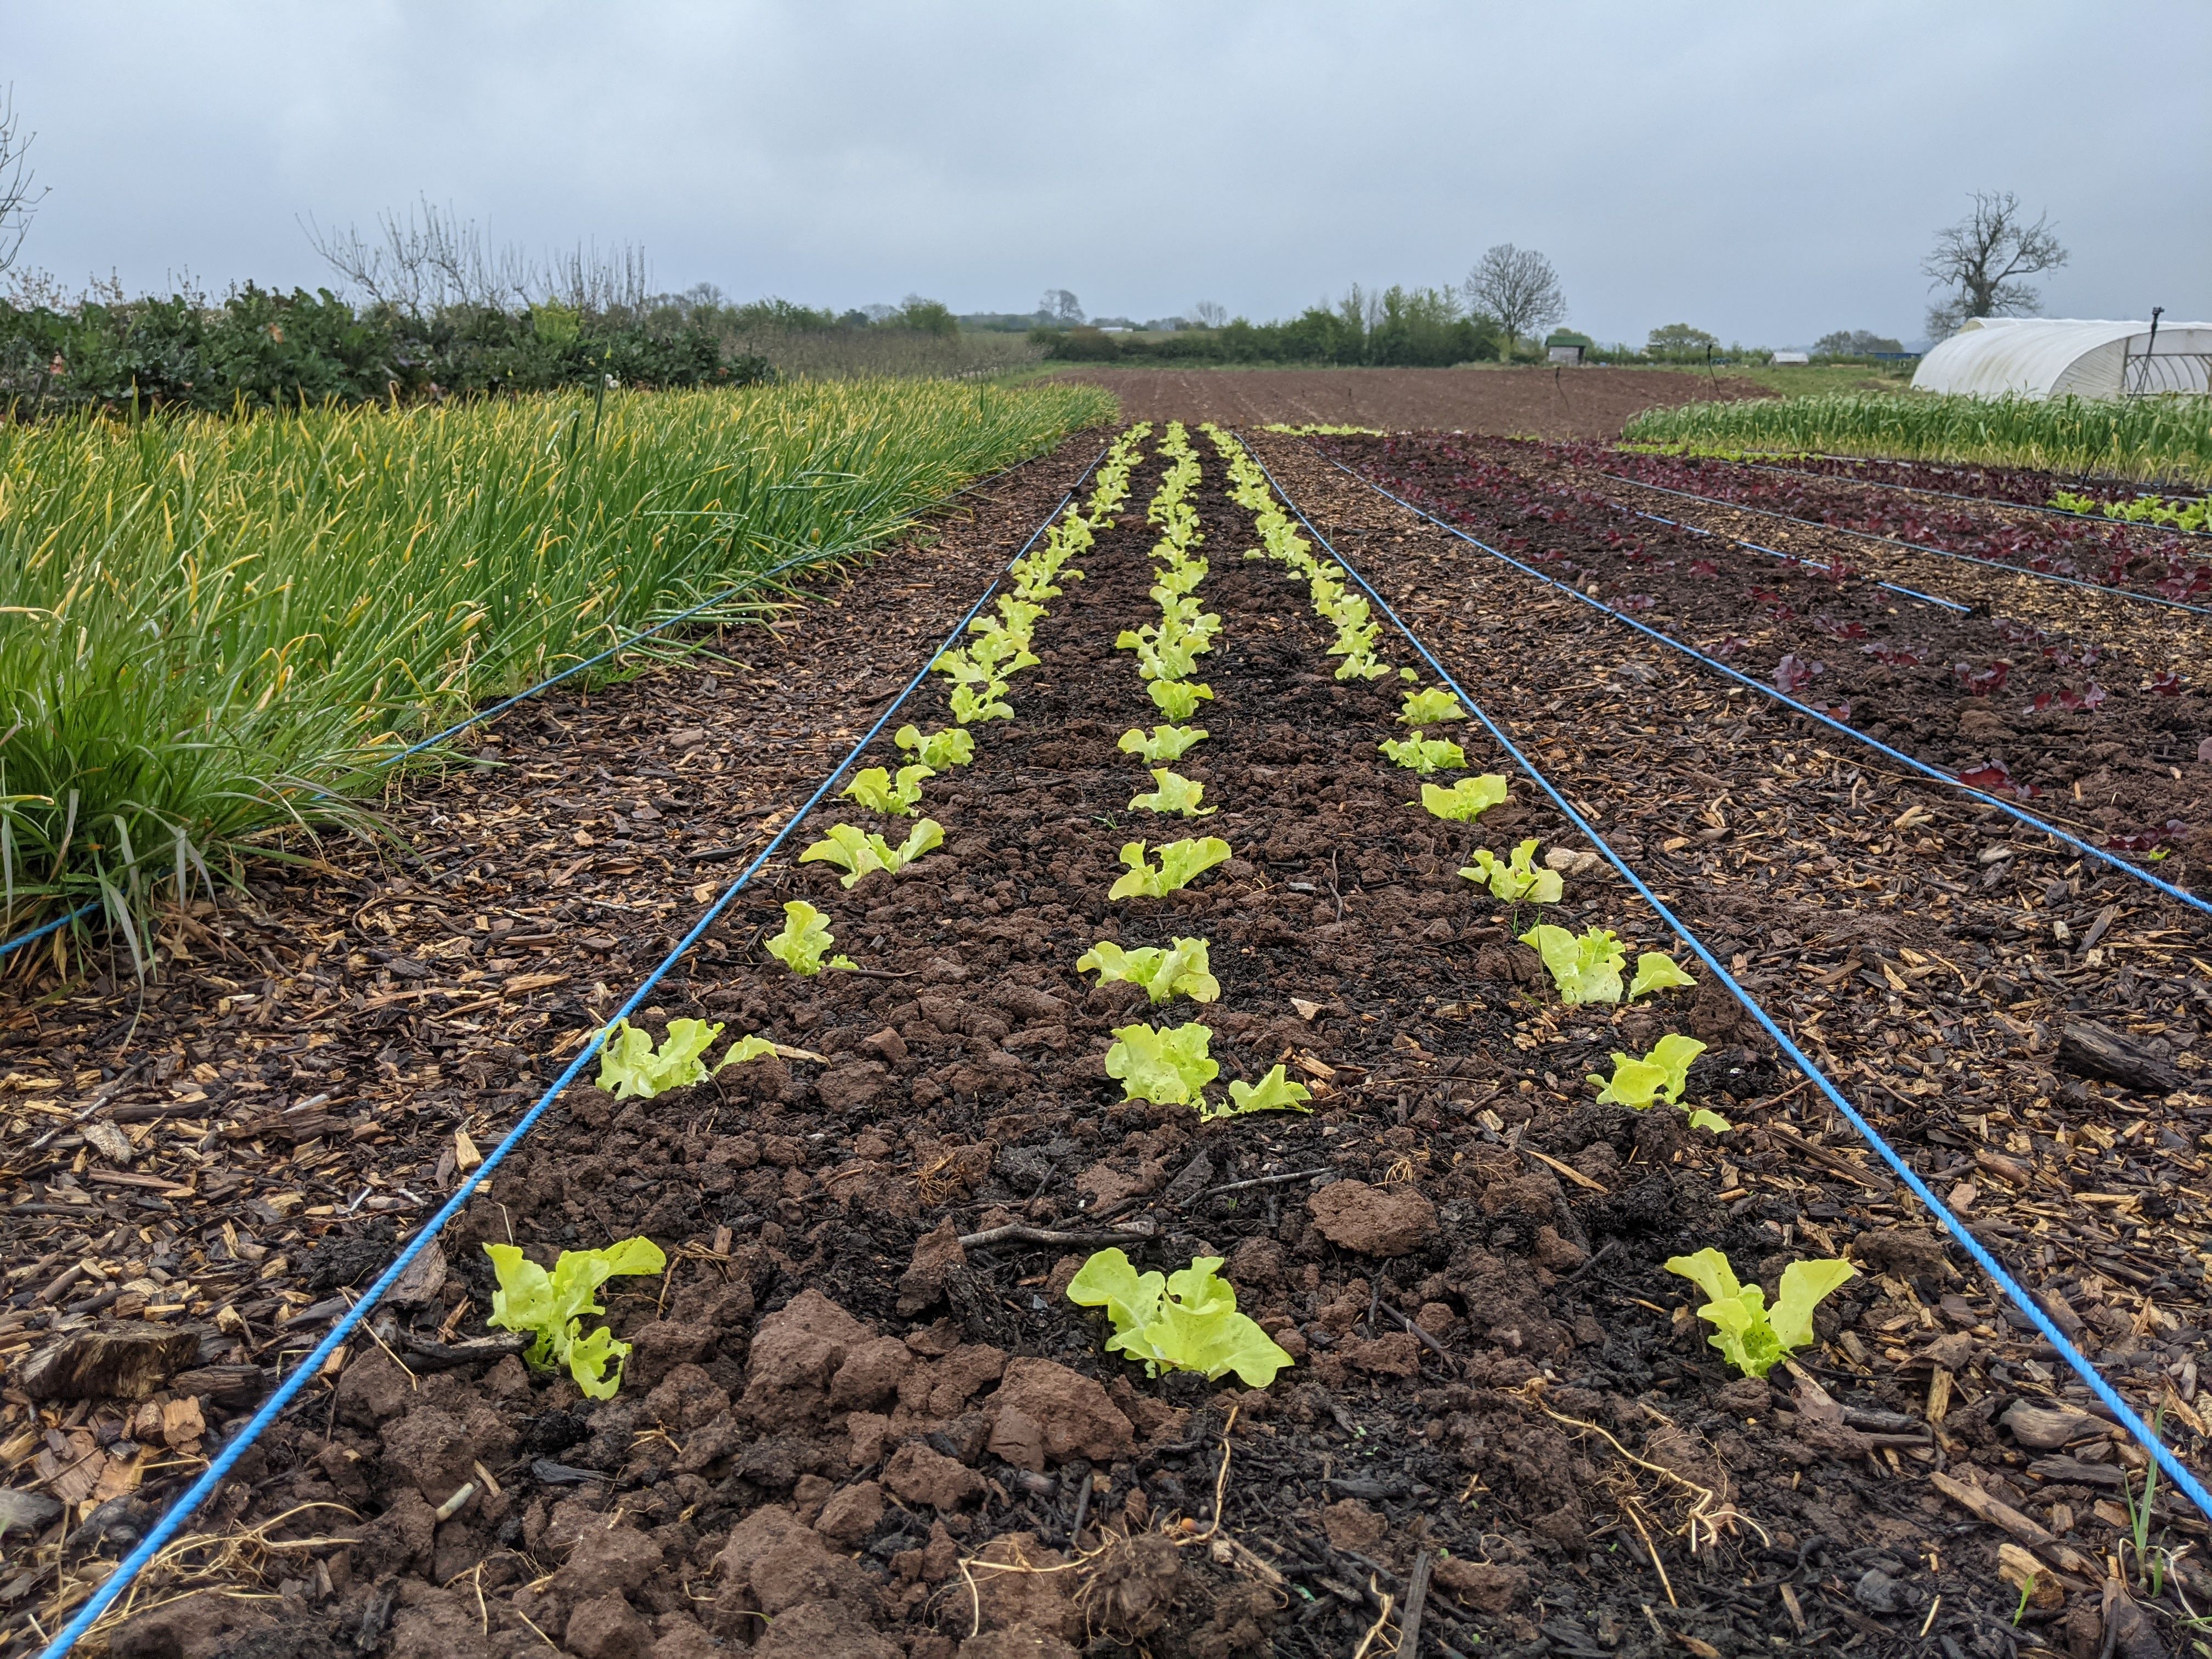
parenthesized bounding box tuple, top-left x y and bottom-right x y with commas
(1912, 317, 2212, 399)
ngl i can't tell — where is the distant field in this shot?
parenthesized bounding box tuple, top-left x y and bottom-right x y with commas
(1626, 390, 2212, 488)
(1043, 364, 1773, 439)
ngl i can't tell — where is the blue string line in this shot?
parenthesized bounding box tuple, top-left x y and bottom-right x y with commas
(34, 447, 1109, 1659)
(1613, 500, 1971, 614)
(1321, 455, 2212, 923)
(1238, 436, 2212, 1527)
(0, 901, 98, 960)
(0, 449, 1054, 962)
(1592, 467, 2212, 618)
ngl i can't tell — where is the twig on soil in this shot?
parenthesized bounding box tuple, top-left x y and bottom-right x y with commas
(1194, 1167, 1334, 1200)
(1393, 1550, 1434, 1659)
(957, 1222, 1158, 1250)
(1520, 1144, 1609, 1193)
(1379, 1303, 1462, 1373)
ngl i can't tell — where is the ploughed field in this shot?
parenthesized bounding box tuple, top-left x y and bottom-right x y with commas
(1045, 366, 1773, 442)
(7, 423, 2212, 1659)
(1328, 435, 2212, 856)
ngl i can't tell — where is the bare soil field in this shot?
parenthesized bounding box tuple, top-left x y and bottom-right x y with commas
(1046, 368, 1773, 441)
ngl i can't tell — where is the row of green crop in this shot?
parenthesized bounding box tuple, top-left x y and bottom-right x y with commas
(1622, 392, 2212, 488)
(543, 421, 1854, 1398)
(1, 287, 771, 416)
(0, 379, 1116, 964)
(1218, 427, 1857, 1374)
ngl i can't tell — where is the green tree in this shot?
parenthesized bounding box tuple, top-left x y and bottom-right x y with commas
(895, 296, 958, 337)
(1646, 323, 1718, 359)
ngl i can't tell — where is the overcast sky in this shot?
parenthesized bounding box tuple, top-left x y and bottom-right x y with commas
(7, 2, 2207, 347)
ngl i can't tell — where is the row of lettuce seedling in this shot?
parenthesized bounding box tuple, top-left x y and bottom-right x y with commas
(475, 423, 1850, 1403)
(1215, 426, 1857, 1378)
(469, 428, 1155, 1395)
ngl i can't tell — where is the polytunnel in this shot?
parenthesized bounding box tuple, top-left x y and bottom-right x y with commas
(1911, 315, 2212, 399)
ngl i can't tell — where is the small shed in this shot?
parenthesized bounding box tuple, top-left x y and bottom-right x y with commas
(1912, 317, 2212, 399)
(1547, 344, 1583, 364)
(1770, 351, 1810, 366)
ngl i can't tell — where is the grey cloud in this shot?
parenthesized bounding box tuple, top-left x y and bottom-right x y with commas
(8, 0, 2206, 346)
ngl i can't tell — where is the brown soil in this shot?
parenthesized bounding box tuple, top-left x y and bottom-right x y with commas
(1325, 432, 2212, 852)
(1046, 368, 1773, 442)
(10, 428, 2209, 1659)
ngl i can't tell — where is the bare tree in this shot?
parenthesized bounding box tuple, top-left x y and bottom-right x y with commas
(1190, 298, 1228, 328)
(549, 239, 651, 315)
(307, 198, 650, 318)
(0, 86, 49, 278)
(1464, 244, 1566, 362)
(1921, 190, 2067, 340)
(1038, 288, 1084, 325)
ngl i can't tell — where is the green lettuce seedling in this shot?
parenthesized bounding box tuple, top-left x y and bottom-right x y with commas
(766, 900, 837, 974)
(895, 724, 974, 769)
(949, 680, 1013, 724)
(1076, 936, 1219, 1005)
(1589, 1035, 1730, 1132)
(1335, 651, 1393, 682)
(800, 820, 944, 888)
(1519, 923, 1627, 1003)
(1595, 1034, 1703, 1105)
(1119, 724, 1209, 763)
(1664, 1248, 1856, 1379)
(1148, 680, 1214, 721)
(1400, 686, 1467, 726)
(1629, 953, 1696, 1000)
(1461, 838, 1564, 904)
(1110, 836, 1233, 899)
(842, 764, 934, 816)
(1105, 1022, 1218, 1105)
(966, 629, 1039, 677)
(1130, 768, 1214, 818)
(1421, 775, 1510, 822)
(1201, 1065, 1313, 1121)
(596, 1017, 776, 1098)
(1379, 734, 1466, 774)
(485, 1236, 667, 1399)
(1068, 1249, 1293, 1386)
(1153, 562, 1208, 596)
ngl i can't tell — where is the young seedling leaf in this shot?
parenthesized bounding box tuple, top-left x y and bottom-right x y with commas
(1148, 680, 1214, 721)
(1068, 1248, 1293, 1387)
(1400, 686, 1467, 726)
(1130, 768, 1214, 817)
(1628, 952, 1697, 1000)
(1076, 936, 1220, 1005)
(895, 724, 975, 769)
(1460, 838, 1564, 904)
(1421, 775, 1511, 822)
(1519, 923, 1627, 1004)
(595, 1018, 779, 1098)
(1378, 734, 1468, 774)
(949, 680, 1013, 724)
(485, 1235, 667, 1398)
(799, 820, 944, 887)
(1588, 1034, 1707, 1108)
(1118, 724, 1209, 763)
(765, 900, 836, 975)
(1109, 836, 1233, 899)
(1664, 1247, 1854, 1378)
(1104, 1022, 1218, 1105)
(1202, 1064, 1313, 1120)
(842, 764, 934, 816)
